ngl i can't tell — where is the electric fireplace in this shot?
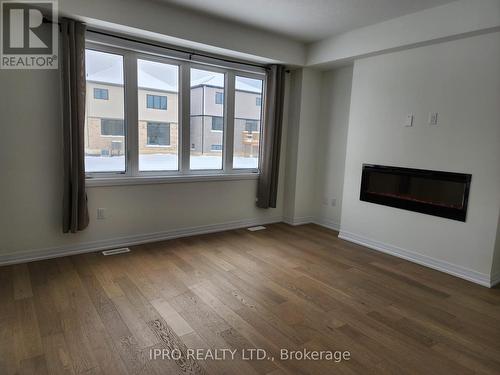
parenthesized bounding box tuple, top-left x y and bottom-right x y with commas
(360, 164, 471, 221)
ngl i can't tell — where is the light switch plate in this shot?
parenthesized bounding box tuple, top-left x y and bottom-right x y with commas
(405, 114, 414, 127)
(429, 112, 438, 125)
(97, 208, 106, 220)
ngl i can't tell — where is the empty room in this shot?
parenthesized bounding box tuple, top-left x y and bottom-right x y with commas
(1, 0, 500, 374)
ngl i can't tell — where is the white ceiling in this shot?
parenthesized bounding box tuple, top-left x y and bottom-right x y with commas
(160, 0, 456, 43)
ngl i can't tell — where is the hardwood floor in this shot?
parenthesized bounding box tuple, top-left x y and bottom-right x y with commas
(1, 223, 499, 374)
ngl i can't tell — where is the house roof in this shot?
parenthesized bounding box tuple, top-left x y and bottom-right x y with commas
(138, 69, 178, 91)
(236, 78, 262, 94)
(191, 74, 262, 93)
(86, 49, 262, 94)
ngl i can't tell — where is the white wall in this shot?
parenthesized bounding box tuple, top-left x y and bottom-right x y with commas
(283, 68, 322, 224)
(0, 69, 289, 262)
(293, 69, 322, 221)
(307, 0, 500, 67)
(314, 66, 353, 230)
(339, 31, 500, 284)
(58, 0, 305, 66)
(2, 0, 499, 290)
(492, 212, 500, 282)
(283, 70, 302, 221)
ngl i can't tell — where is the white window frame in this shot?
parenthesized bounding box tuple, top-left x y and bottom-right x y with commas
(134, 52, 182, 176)
(188, 62, 229, 173)
(233, 72, 267, 171)
(84, 37, 266, 186)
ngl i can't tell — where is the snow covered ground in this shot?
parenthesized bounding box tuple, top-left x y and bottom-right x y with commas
(85, 154, 258, 172)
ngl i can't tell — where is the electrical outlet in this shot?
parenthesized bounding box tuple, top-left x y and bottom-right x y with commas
(404, 114, 414, 127)
(331, 198, 337, 207)
(97, 208, 106, 220)
(428, 112, 438, 125)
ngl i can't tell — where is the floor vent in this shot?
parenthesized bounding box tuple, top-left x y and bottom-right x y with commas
(102, 248, 131, 256)
(247, 226, 266, 232)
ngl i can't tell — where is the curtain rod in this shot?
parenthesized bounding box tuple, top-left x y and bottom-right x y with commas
(42, 15, 270, 71)
(44, 18, 291, 72)
(93, 29, 277, 72)
(87, 29, 269, 70)
(89, 29, 293, 73)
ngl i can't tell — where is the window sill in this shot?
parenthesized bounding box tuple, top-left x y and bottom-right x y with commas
(85, 172, 259, 187)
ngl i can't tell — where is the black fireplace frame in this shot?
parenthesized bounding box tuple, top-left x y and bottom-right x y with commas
(360, 164, 471, 222)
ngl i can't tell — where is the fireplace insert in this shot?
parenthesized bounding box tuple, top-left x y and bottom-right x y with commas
(360, 164, 471, 221)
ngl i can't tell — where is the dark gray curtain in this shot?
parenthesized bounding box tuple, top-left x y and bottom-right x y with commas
(257, 65, 286, 208)
(61, 19, 89, 233)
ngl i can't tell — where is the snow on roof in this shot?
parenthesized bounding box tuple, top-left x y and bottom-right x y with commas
(86, 50, 178, 91)
(138, 69, 177, 91)
(87, 64, 178, 91)
(86, 50, 262, 94)
(191, 73, 262, 93)
(137, 59, 178, 91)
(236, 79, 262, 94)
(191, 74, 222, 87)
(86, 49, 124, 85)
(86, 64, 123, 85)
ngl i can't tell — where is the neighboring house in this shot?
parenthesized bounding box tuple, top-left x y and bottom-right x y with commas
(190, 76, 262, 157)
(86, 81, 179, 157)
(85, 64, 262, 158)
(85, 82, 126, 157)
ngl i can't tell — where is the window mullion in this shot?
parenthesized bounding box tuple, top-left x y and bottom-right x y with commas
(180, 62, 191, 173)
(124, 52, 139, 177)
(85, 39, 265, 179)
(224, 71, 235, 173)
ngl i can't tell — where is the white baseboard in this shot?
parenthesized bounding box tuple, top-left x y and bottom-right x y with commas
(338, 230, 493, 288)
(3, 214, 496, 289)
(0, 216, 283, 266)
(313, 217, 340, 232)
(491, 271, 500, 287)
(283, 216, 315, 226)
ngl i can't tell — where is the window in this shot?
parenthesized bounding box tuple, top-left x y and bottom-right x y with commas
(233, 76, 263, 169)
(147, 122, 170, 146)
(211, 116, 224, 131)
(215, 92, 224, 104)
(101, 119, 124, 136)
(85, 49, 125, 173)
(138, 59, 179, 171)
(245, 120, 259, 132)
(146, 94, 167, 110)
(94, 88, 109, 100)
(85, 41, 265, 179)
(190, 68, 225, 170)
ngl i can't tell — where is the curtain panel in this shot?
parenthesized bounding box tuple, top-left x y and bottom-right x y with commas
(61, 19, 89, 233)
(257, 65, 286, 208)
